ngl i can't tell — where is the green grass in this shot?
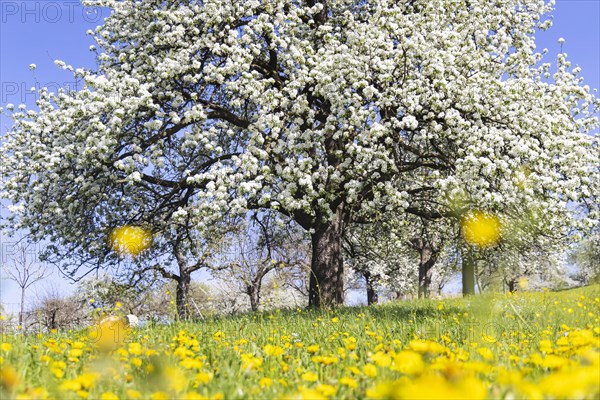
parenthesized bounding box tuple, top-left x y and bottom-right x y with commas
(1, 285, 599, 399)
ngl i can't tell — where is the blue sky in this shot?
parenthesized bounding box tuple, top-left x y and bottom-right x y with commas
(0, 1, 599, 313)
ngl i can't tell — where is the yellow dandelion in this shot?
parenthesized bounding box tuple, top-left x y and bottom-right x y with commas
(476, 347, 494, 361)
(150, 392, 170, 400)
(371, 351, 392, 367)
(316, 384, 337, 397)
(344, 337, 357, 351)
(259, 377, 273, 388)
(363, 363, 378, 377)
(126, 390, 142, 399)
(183, 393, 208, 400)
(263, 344, 284, 357)
(76, 373, 98, 390)
(131, 357, 142, 367)
(393, 374, 487, 399)
(311, 355, 338, 365)
(301, 372, 318, 382)
(297, 388, 327, 400)
(307, 344, 320, 354)
(196, 371, 213, 385)
(51, 368, 65, 379)
(16, 387, 48, 400)
(340, 377, 358, 388)
(128, 342, 142, 355)
(69, 348, 83, 358)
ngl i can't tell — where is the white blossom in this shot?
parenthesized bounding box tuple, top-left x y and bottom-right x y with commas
(0, 0, 597, 297)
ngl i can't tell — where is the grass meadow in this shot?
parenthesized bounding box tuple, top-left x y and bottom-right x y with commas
(1, 285, 599, 399)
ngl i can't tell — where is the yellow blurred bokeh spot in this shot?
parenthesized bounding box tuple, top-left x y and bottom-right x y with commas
(89, 316, 129, 352)
(0, 364, 19, 391)
(109, 225, 152, 257)
(461, 211, 501, 248)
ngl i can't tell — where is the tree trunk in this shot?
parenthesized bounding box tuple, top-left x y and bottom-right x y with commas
(51, 310, 57, 330)
(308, 203, 346, 308)
(175, 273, 190, 320)
(462, 248, 476, 296)
(19, 286, 25, 327)
(417, 245, 436, 299)
(174, 251, 192, 320)
(365, 273, 379, 305)
(437, 282, 444, 297)
(507, 279, 516, 293)
(411, 237, 437, 299)
(247, 282, 261, 312)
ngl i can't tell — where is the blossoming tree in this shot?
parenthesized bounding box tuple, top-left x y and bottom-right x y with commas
(1, 0, 598, 308)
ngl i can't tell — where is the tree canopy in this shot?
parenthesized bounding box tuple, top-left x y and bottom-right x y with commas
(1, 0, 598, 309)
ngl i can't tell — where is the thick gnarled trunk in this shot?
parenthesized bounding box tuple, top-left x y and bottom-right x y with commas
(417, 243, 436, 299)
(309, 203, 346, 308)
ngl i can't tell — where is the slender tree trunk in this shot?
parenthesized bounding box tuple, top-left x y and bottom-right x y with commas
(437, 282, 444, 297)
(309, 203, 346, 308)
(418, 250, 436, 299)
(413, 239, 436, 299)
(19, 286, 25, 327)
(49, 310, 57, 331)
(507, 279, 516, 293)
(462, 248, 476, 296)
(364, 273, 378, 305)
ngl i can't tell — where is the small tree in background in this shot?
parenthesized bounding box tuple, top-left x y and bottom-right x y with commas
(214, 211, 309, 311)
(569, 228, 600, 285)
(1, 241, 50, 328)
(32, 286, 87, 332)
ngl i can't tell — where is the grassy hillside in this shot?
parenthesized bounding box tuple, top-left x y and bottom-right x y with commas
(1, 285, 599, 399)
